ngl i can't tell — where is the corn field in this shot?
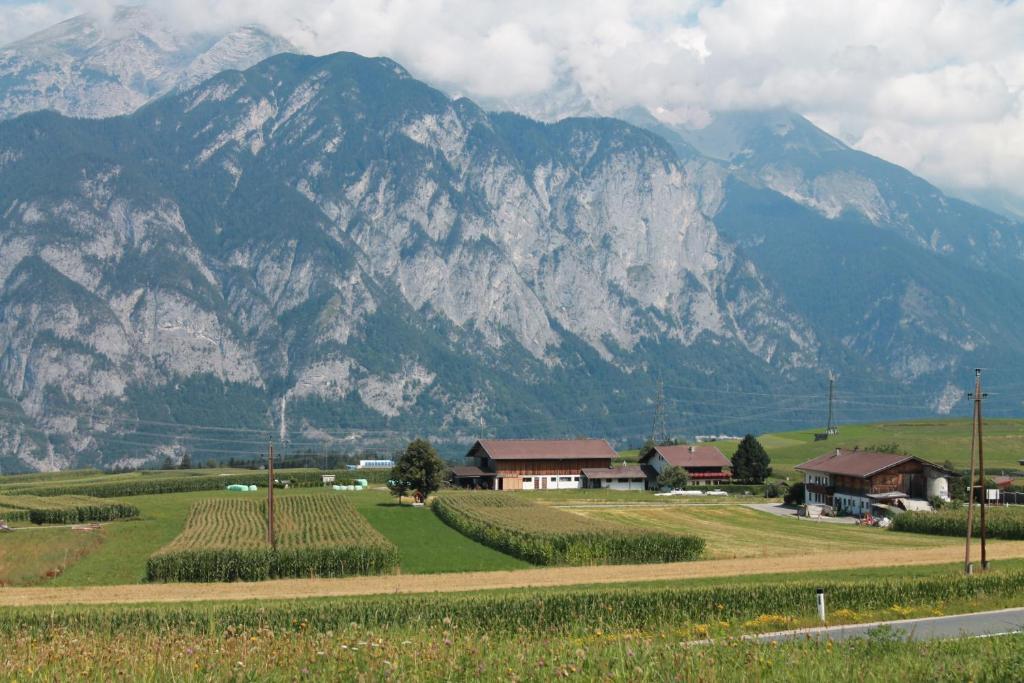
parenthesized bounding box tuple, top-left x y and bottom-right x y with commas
(4, 570, 1024, 636)
(432, 492, 705, 565)
(0, 494, 138, 525)
(892, 507, 1024, 539)
(145, 496, 398, 582)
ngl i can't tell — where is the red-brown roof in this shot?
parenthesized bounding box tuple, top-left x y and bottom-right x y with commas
(795, 449, 954, 478)
(468, 439, 616, 461)
(644, 444, 730, 470)
(581, 466, 650, 480)
(450, 465, 492, 478)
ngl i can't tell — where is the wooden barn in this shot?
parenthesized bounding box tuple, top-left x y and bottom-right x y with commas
(453, 439, 616, 490)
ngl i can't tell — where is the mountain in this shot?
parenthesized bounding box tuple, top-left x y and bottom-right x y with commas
(0, 6, 295, 120)
(617, 108, 1024, 411)
(0, 51, 826, 471)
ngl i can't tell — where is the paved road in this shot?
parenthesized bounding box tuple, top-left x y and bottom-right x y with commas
(746, 503, 858, 525)
(751, 607, 1024, 642)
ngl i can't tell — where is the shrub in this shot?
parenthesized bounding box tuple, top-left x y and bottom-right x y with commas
(432, 492, 704, 566)
(784, 482, 805, 505)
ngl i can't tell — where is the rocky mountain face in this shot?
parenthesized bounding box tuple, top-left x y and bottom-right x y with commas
(0, 51, 825, 470)
(0, 6, 294, 120)
(618, 108, 1024, 412)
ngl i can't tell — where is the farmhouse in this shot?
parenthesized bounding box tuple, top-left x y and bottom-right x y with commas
(796, 449, 955, 516)
(454, 439, 616, 490)
(580, 466, 650, 490)
(639, 444, 732, 485)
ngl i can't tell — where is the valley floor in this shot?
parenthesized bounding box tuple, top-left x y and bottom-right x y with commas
(4, 538, 1024, 607)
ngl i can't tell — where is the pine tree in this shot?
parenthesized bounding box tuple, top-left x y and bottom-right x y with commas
(731, 435, 772, 483)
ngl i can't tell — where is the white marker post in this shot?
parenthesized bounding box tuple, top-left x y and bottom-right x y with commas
(816, 588, 826, 623)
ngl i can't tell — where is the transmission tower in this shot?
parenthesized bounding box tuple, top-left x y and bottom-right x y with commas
(825, 372, 838, 436)
(650, 380, 668, 444)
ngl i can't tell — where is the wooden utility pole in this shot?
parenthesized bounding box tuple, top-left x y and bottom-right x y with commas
(973, 370, 989, 570)
(964, 375, 978, 574)
(267, 440, 276, 548)
(964, 368, 988, 573)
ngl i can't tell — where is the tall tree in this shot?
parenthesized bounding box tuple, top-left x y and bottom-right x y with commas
(387, 438, 447, 503)
(179, 452, 192, 470)
(657, 466, 690, 490)
(731, 435, 772, 483)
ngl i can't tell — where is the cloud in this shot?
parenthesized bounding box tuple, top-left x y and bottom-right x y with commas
(4, 0, 1024, 210)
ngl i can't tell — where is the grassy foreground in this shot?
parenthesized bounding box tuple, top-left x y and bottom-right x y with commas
(4, 569, 1024, 681)
(6, 624, 1022, 681)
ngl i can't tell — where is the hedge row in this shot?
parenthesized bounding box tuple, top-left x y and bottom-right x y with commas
(3, 570, 1023, 635)
(892, 507, 1024, 539)
(0, 469, 357, 499)
(0, 494, 138, 524)
(432, 492, 705, 565)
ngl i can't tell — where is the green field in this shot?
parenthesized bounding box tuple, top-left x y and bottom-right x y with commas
(616, 419, 1024, 480)
(11, 488, 528, 586)
(755, 418, 1024, 480)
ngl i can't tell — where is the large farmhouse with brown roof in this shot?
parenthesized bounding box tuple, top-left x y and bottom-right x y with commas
(454, 439, 617, 490)
(639, 444, 732, 485)
(796, 449, 955, 516)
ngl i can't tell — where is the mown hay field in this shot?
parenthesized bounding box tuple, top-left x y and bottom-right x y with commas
(566, 504, 957, 559)
(146, 496, 398, 582)
(432, 492, 705, 565)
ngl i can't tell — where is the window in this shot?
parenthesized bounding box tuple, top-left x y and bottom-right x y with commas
(560, 476, 572, 481)
(523, 478, 533, 483)
(572, 477, 579, 481)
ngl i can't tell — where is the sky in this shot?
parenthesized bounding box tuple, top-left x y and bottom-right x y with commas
(3, 0, 1024, 214)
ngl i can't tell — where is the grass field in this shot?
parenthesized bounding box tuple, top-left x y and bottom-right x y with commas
(615, 419, 1024, 480)
(569, 504, 957, 559)
(756, 418, 1024, 480)
(0, 526, 103, 586)
(21, 488, 530, 586)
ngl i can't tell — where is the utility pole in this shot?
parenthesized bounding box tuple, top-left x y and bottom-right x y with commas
(973, 369, 989, 570)
(964, 369, 988, 573)
(650, 379, 668, 445)
(826, 372, 838, 436)
(267, 439, 276, 549)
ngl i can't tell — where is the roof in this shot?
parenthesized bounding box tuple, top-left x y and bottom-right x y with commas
(581, 466, 650, 480)
(643, 444, 730, 469)
(450, 466, 492, 478)
(796, 449, 956, 478)
(468, 439, 616, 461)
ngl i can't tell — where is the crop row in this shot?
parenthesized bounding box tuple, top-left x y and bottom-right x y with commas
(892, 507, 1024, 539)
(3, 570, 1024, 635)
(432, 492, 705, 565)
(145, 496, 398, 582)
(0, 469, 361, 498)
(0, 494, 139, 524)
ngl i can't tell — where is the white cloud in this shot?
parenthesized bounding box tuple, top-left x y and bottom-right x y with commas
(4, 0, 1024, 210)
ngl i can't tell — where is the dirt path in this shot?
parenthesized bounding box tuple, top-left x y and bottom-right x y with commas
(3, 540, 1023, 608)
